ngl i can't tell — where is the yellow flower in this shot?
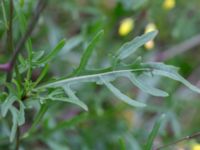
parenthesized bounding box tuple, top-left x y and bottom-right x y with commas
(192, 144, 200, 150)
(145, 40, 154, 50)
(144, 23, 157, 50)
(118, 18, 134, 36)
(163, 0, 176, 10)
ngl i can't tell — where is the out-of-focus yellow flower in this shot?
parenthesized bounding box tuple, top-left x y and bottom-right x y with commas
(192, 144, 200, 150)
(163, 0, 176, 10)
(144, 23, 157, 50)
(145, 23, 157, 33)
(145, 40, 154, 49)
(118, 18, 134, 36)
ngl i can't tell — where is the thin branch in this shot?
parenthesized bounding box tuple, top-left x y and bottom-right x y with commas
(155, 34, 200, 61)
(156, 131, 200, 150)
(6, 0, 48, 82)
(15, 127, 20, 150)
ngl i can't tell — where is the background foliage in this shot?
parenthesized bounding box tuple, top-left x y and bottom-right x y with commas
(0, 0, 200, 150)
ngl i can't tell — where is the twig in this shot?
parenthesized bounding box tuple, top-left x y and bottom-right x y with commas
(15, 127, 20, 150)
(5, 0, 48, 82)
(155, 34, 200, 61)
(0, 0, 48, 149)
(156, 131, 200, 150)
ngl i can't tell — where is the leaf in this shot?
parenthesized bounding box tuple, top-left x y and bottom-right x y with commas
(37, 39, 66, 64)
(63, 86, 88, 111)
(33, 64, 49, 87)
(119, 138, 127, 150)
(17, 101, 25, 126)
(144, 114, 166, 150)
(23, 104, 48, 138)
(126, 73, 169, 97)
(73, 30, 104, 75)
(60, 35, 83, 55)
(100, 76, 146, 107)
(37, 69, 148, 89)
(144, 62, 200, 94)
(32, 50, 45, 62)
(1, 94, 17, 117)
(10, 107, 18, 142)
(45, 113, 87, 136)
(116, 31, 158, 60)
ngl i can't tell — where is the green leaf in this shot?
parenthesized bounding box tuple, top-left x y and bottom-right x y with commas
(73, 30, 104, 75)
(10, 107, 18, 142)
(119, 138, 127, 150)
(100, 76, 146, 107)
(1, 94, 17, 117)
(17, 101, 25, 126)
(37, 39, 66, 64)
(33, 64, 49, 87)
(144, 114, 166, 150)
(45, 113, 87, 136)
(63, 86, 88, 111)
(116, 31, 158, 60)
(126, 73, 169, 97)
(32, 50, 45, 62)
(144, 62, 200, 94)
(23, 104, 48, 138)
(60, 35, 83, 55)
(37, 69, 148, 89)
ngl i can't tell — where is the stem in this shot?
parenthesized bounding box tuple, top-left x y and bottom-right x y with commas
(156, 131, 200, 150)
(15, 127, 20, 150)
(155, 34, 200, 61)
(5, 0, 48, 81)
(0, 0, 48, 148)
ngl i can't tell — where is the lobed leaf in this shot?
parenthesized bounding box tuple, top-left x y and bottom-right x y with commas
(144, 62, 200, 94)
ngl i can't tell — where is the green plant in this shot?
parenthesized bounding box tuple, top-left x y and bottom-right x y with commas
(0, 0, 200, 150)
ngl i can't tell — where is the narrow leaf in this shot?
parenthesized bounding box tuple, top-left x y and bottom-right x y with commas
(145, 114, 166, 150)
(33, 64, 49, 87)
(17, 101, 25, 126)
(127, 73, 168, 97)
(23, 104, 48, 138)
(37, 39, 66, 64)
(45, 113, 87, 136)
(100, 77, 146, 107)
(10, 107, 18, 142)
(116, 31, 158, 60)
(153, 69, 200, 94)
(1, 94, 17, 117)
(119, 138, 127, 150)
(73, 30, 104, 75)
(143, 62, 200, 93)
(63, 86, 88, 111)
(60, 35, 82, 55)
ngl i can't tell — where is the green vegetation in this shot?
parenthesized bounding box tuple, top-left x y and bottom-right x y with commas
(0, 0, 200, 149)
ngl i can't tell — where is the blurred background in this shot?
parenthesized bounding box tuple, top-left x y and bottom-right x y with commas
(1, 0, 200, 149)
